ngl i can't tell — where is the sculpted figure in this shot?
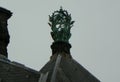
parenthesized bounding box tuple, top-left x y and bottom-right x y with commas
(0, 7, 12, 57)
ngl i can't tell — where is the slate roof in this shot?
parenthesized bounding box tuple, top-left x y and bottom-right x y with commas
(0, 57, 40, 82)
(39, 54, 100, 82)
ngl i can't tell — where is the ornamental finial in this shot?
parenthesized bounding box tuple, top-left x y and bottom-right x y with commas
(48, 7, 75, 42)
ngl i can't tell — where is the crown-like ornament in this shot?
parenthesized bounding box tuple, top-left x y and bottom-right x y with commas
(48, 7, 75, 42)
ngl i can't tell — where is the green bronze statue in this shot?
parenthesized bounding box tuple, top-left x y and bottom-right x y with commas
(48, 7, 75, 42)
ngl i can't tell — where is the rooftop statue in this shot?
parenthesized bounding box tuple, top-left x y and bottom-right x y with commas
(48, 7, 75, 42)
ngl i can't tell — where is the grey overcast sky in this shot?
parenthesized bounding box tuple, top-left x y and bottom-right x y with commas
(0, 0, 120, 82)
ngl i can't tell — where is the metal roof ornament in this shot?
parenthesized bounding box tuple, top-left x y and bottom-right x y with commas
(48, 7, 75, 42)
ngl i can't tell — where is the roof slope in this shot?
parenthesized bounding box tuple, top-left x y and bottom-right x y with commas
(0, 58, 40, 82)
(39, 54, 100, 82)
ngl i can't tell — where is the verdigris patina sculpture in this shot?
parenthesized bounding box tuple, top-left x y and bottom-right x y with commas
(48, 7, 74, 42)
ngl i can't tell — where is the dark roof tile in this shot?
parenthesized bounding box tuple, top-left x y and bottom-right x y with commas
(39, 55, 100, 82)
(0, 59, 40, 82)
